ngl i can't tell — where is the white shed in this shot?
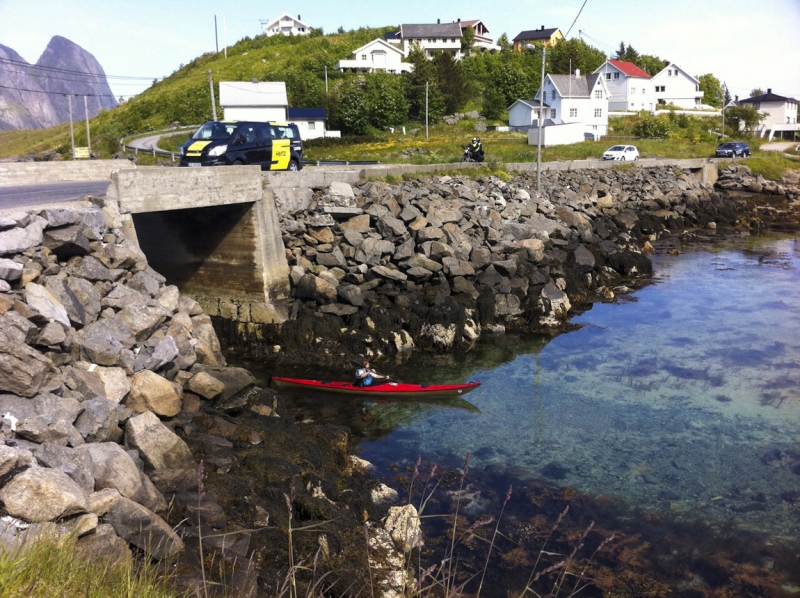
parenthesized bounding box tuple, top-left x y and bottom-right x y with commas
(219, 81, 288, 122)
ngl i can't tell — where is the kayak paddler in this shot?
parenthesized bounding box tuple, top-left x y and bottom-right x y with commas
(354, 360, 389, 387)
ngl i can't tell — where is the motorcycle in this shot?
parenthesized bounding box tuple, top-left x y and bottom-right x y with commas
(461, 146, 482, 163)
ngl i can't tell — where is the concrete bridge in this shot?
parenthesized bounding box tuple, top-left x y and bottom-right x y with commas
(1, 157, 723, 327)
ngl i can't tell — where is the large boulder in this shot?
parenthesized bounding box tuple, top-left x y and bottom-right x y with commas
(0, 467, 88, 522)
(74, 397, 122, 443)
(0, 317, 55, 397)
(126, 370, 182, 417)
(24, 282, 70, 327)
(0, 220, 44, 256)
(296, 273, 337, 304)
(106, 497, 184, 562)
(185, 371, 225, 399)
(124, 411, 194, 471)
(33, 443, 95, 494)
(72, 317, 135, 367)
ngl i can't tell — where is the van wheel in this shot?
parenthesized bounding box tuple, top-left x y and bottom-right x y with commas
(288, 159, 299, 172)
(233, 159, 244, 166)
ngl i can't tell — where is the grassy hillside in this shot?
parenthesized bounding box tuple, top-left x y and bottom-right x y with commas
(0, 27, 394, 159)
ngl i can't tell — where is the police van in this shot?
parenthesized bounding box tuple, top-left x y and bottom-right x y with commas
(179, 121, 303, 170)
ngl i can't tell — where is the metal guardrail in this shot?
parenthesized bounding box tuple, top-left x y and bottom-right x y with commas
(307, 160, 381, 166)
(119, 126, 200, 162)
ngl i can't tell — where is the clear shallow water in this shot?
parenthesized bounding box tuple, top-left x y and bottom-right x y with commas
(353, 236, 800, 541)
(242, 235, 800, 547)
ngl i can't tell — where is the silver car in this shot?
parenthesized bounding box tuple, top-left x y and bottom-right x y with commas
(602, 145, 640, 161)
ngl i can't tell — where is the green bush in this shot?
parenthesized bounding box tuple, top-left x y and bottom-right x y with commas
(633, 116, 671, 138)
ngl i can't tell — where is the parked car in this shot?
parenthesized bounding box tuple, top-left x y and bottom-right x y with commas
(602, 145, 639, 161)
(180, 120, 303, 170)
(715, 142, 751, 158)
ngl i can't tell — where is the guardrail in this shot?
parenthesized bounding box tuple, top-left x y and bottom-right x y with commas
(119, 126, 200, 162)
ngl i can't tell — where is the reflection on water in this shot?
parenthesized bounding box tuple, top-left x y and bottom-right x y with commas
(243, 235, 800, 549)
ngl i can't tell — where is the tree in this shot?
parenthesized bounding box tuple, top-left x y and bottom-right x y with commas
(725, 104, 766, 137)
(461, 26, 475, 55)
(497, 33, 511, 52)
(363, 72, 408, 128)
(637, 55, 667, 76)
(481, 86, 506, 120)
(723, 84, 732, 106)
(337, 81, 368, 134)
(433, 52, 469, 114)
(750, 88, 764, 97)
(698, 73, 723, 108)
(403, 44, 446, 121)
(548, 38, 606, 75)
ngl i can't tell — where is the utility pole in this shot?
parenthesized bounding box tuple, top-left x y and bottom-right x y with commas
(67, 94, 75, 160)
(324, 66, 328, 94)
(214, 15, 219, 55)
(223, 14, 227, 59)
(537, 45, 546, 194)
(721, 82, 727, 139)
(425, 82, 429, 140)
(83, 95, 91, 153)
(208, 70, 218, 121)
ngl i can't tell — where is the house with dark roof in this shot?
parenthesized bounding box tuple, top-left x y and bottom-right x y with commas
(650, 63, 704, 109)
(509, 70, 610, 143)
(287, 108, 331, 140)
(512, 26, 564, 51)
(398, 21, 464, 59)
(593, 59, 654, 112)
(738, 89, 799, 140)
(261, 14, 312, 37)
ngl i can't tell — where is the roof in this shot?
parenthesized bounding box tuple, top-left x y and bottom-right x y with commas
(652, 63, 699, 84)
(263, 13, 311, 29)
(400, 23, 463, 39)
(513, 28, 560, 42)
(547, 73, 602, 97)
(605, 60, 652, 79)
(740, 91, 800, 104)
(509, 99, 551, 110)
(219, 82, 288, 107)
(288, 108, 327, 120)
(459, 19, 489, 32)
(348, 38, 405, 58)
(383, 31, 400, 41)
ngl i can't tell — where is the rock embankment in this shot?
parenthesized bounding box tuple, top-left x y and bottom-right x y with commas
(0, 201, 386, 596)
(239, 163, 766, 363)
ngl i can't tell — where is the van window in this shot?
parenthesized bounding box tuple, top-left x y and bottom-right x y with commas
(257, 123, 273, 139)
(271, 125, 296, 140)
(192, 122, 235, 140)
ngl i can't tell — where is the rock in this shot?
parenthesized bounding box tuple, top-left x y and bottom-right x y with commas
(0, 220, 44, 256)
(518, 238, 545, 262)
(319, 303, 359, 316)
(34, 321, 66, 346)
(75, 523, 132, 568)
(147, 468, 198, 493)
(573, 245, 596, 270)
(190, 366, 255, 402)
(76, 442, 166, 513)
(87, 488, 122, 516)
(0, 444, 34, 477)
(89, 365, 130, 403)
(33, 443, 95, 493)
(371, 265, 407, 282)
(403, 254, 442, 273)
(24, 282, 70, 327)
(0, 322, 55, 396)
(371, 483, 399, 504)
(71, 256, 116, 281)
(124, 410, 194, 471)
(185, 371, 225, 399)
(127, 270, 162, 298)
(340, 214, 371, 234)
(126, 370, 182, 417)
(296, 273, 337, 304)
(0, 258, 23, 281)
(337, 284, 365, 307)
(15, 416, 82, 446)
(74, 397, 121, 443)
(116, 303, 168, 342)
(0, 467, 88, 522)
(384, 504, 423, 551)
(101, 283, 146, 310)
(73, 317, 135, 367)
(43, 224, 92, 259)
(106, 497, 184, 561)
(326, 182, 355, 201)
(157, 285, 181, 313)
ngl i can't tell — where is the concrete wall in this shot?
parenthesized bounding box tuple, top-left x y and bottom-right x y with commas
(108, 166, 263, 214)
(0, 159, 136, 187)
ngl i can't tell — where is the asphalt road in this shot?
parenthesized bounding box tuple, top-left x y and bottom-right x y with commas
(0, 181, 109, 210)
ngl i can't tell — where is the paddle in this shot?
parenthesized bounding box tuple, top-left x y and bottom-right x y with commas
(349, 359, 396, 384)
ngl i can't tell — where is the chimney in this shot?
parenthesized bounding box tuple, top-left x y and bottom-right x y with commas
(298, 14, 301, 20)
(437, 18, 440, 24)
(767, 88, 772, 94)
(541, 25, 545, 30)
(575, 68, 581, 78)
(735, 95, 739, 102)
(458, 18, 461, 23)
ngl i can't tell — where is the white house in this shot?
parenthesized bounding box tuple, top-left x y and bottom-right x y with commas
(397, 22, 463, 59)
(261, 14, 311, 37)
(593, 59, 654, 112)
(739, 89, 800, 140)
(650, 63, 703, 108)
(287, 108, 331, 140)
(219, 81, 288, 122)
(509, 71, 609, 143)
(334, 38, 411, 74)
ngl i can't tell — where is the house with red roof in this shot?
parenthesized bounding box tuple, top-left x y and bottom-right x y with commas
(593, 59, 655, 112)
(457, 19, 497, 52)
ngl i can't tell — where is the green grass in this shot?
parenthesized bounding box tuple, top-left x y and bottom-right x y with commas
(0, 534, 181, 598)
(0, 125, 72, 160)
(743, 153, 800, 180)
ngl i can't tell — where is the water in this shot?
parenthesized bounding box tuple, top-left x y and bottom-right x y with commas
(239, 235, 800, 590)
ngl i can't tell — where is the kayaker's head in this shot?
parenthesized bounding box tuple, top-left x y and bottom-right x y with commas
(362, 360, 370, 368)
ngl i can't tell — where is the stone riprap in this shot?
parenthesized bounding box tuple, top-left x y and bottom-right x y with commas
(243, 162, 797, 364)
(0, 199, 409, 596)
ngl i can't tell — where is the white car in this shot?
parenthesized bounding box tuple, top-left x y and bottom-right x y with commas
(602, 145, 639, 161)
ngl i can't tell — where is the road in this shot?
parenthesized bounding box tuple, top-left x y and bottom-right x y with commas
(0, 181, 110, 210)
(127, 133, 165, 152)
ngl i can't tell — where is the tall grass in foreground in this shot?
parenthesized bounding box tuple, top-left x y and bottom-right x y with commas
(0, 534, 180, 598)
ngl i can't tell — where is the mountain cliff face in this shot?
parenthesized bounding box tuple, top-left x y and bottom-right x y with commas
(0, 36, 117, 131)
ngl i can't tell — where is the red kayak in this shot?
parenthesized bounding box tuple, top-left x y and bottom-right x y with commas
(271, 377, 481, 398)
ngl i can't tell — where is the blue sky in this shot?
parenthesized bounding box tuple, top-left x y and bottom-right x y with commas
(1, 0, 798, 101)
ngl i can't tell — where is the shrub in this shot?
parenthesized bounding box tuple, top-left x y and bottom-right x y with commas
(633, 116, 671, 138)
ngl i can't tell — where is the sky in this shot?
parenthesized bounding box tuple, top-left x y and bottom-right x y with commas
(1, 0, 799, 101)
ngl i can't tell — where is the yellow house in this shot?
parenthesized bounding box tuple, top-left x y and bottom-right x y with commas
(512, 26, 564, 51)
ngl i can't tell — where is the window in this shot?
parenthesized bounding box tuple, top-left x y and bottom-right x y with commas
(595, 90, 602, 98)
(551, 90, 556, 100)
(614, 72, 620, 80)
(308, 122, 316, 130)
(551, 109, 556, 118)
(668, 69, 672, 76)
(570, 108, 577, 117)
(362, 54, 367, 60)
(632, 88, 636, 95)
(595, 108, 602, 117)
(656, 85, 665, 92)
(605, 73, 611, 80)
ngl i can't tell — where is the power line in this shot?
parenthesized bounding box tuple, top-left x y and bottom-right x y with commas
(0, 56, 157, 81)
(565, 0, 589, 38)
(0, 83, 115, 98)
(0, 66, 149, 86)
